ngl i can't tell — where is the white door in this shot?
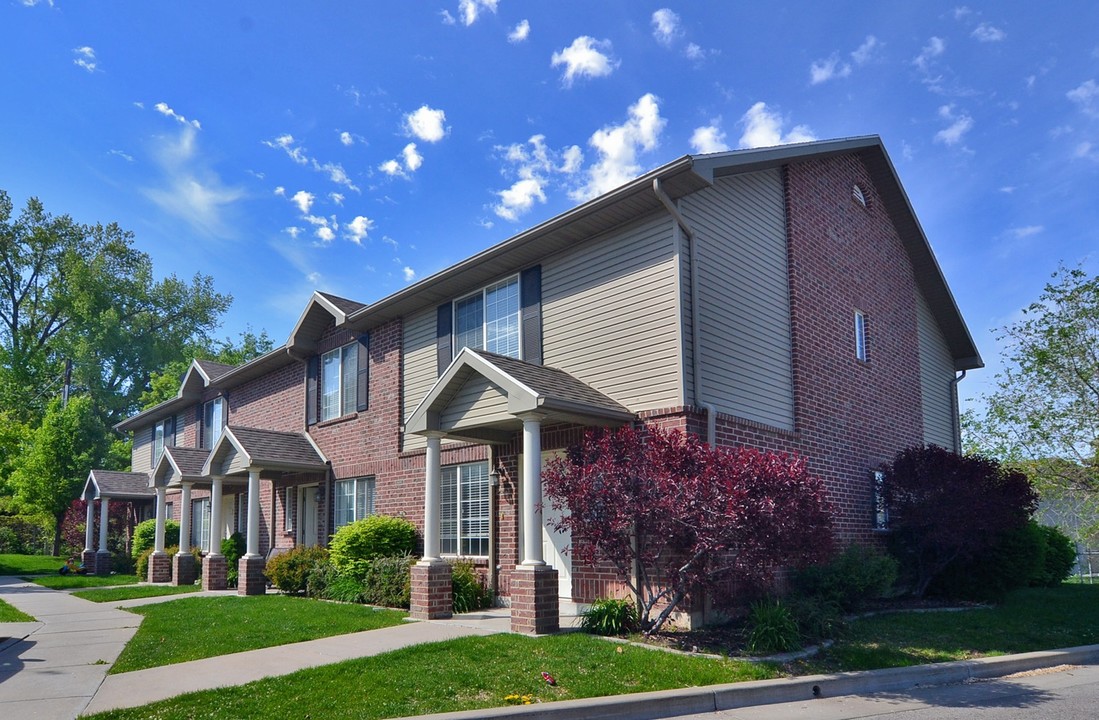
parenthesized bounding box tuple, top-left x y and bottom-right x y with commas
(298, 486, 318, 547)
(221, 495, 236, 542)
(518, 451, 572, 601)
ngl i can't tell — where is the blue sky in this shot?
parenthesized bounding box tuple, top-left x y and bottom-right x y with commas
(2, 2, 1096, 412)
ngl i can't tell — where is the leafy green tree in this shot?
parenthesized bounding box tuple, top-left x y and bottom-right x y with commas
(0, 411, 30, 510)
(139, 328, 274, 409)
(0, 190, 232, 427)
(964, 265, 1099, 495)
(9, 396, 121, 555)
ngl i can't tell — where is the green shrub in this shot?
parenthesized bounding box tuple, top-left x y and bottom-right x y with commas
(579, 597, 639, 636)
(221, 532, 246, 587)
(794, 544, 898, 612)
(361, 554, 415, 608)
(786, 595, 845, 643)
(306, 561, 339, 599)
(1034, 524, 1076, 587)
(131, 519, 181, 558)
(323, 572, 366, 603)
(451, 560, 492, 613)
(931, 519, 1045, 601)
(265, 546, 330, 594)
(329, 515, 418, 579)
(746, 598, 800, 654)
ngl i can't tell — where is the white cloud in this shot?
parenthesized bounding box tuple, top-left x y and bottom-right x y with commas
(573, 93, 666, 200)
(108, 149, 133, 162)
(651, 9, 682, 47)
(403, 266, 416, 282)
(508, 19, 530, 43)
(329, 192, 345, 206)
(264, 134, 307, 164)
(339, 131, 354, 146)
(345, 215, 375, 245)
(934, 104, 974, 146)
(155, 102, 201, 129)
(290, 190, 314, 214)
(379, 159, 404, 177)
(495, 178, 547, 221)
(737, 102, 817, 149)
(914, 36, 946, 71)
(851, 35, 881, 65)
(560, 145, 583, 173)
(404, 105, 448, 142)
(22, 0, 55, 6)
(1009, 225, 1043, 239)
(440, 9, 456, 25)
(1067, 79, 1099, 117)
(972, 23, 1006, 42)
(492, 134, 574, 220)
(689, 124, 730, 153)
(304, 214, 338, 244)
(72, 46, 97, 73)
(953, 6, 972, 19)
(1075, 141, 1097, 160)
(551, 36, 617, 87)
(457, 0, 498, 26)
(810, 54, 851, 85)
(274, 186, 286, 196)
(684, 43, 704, 61)
(284, 227, 302, 239)
(263, 134, 359, 191)
(402, 143, 423, 171)
(999, 186, 1016, 194)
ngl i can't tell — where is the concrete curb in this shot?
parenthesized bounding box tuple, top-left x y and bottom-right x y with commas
(400, 644, 1099, 720)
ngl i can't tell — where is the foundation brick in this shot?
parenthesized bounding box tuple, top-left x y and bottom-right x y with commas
(172, 553, 197, 586)
(238, 556, 267, 596)
(202, 553, 227, 591)
(410, 561, 452, 620)
(148, 551, 171, 583)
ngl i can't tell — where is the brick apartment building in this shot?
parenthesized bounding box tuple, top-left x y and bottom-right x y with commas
(82, 136, 981, 633)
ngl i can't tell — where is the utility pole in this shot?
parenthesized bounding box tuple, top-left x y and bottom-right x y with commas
(61, 358, 72, 408)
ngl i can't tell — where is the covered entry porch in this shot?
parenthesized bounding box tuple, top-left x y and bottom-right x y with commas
(405, 348, 634, 634)
(80, 471, 156, 575)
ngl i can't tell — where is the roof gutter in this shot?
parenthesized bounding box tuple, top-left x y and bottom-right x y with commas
(653, 177, 717, 446)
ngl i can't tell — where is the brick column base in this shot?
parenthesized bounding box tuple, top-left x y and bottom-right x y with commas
(510, 565, 559, 635)
(81, 550, 96, 574)
(203, 553, 227, 591)
(95, 550, 112, 576)
(410, 561, 453, 620)
(148, 552, 172, 583)
(172, 553, 197, 586)
(238, 556, 267, 596)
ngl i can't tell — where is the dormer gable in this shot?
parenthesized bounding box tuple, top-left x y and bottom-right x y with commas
(287, 291, 367, 359)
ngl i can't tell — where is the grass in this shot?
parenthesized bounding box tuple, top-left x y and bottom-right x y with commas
(88, 632, 777, 720)
(0, 597, 34, 622)
(73, 585, 202, 603)
(83, 585, 1099, 720)
(109, 595, 408, 674)
(0, 553, 64, 575)
(25, 574, 140, 590)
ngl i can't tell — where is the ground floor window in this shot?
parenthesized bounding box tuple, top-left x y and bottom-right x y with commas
(441, 461, 489, 557)
(192, 498, 211, 551)
(333, 476, 375, 529)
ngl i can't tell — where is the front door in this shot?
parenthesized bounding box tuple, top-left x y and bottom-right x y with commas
(221, 494, 236, 543)
(298, 486, 318, 547)
(518, 451, 572, 602)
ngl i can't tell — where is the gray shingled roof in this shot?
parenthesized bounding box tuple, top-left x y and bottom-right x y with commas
(164, 446, 210, 476)
(88, 470, 155, 499)
(195, 359, 235, 381)
(317, 291, 366, 315)
(227, 426, 327, 469)
(476, 351, 634, 419)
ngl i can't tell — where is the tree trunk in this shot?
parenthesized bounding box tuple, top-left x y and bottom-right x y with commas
(52, 513, 63, 557)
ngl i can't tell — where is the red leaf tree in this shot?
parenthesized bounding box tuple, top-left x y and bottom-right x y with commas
(543, 426, 833, 633)
(883, 445, 1038, 597)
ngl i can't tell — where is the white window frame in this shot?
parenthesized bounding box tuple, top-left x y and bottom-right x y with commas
(153, 417, 172, 465)
(321, 343, 358, 421)
(192, 498, 211, 552)
(453, 275, 521, 359)
(284, 487, 295, 533)
(854, 311, 867, 362)
(333, 477, 376, 530)
(203, 396, 226, 449)
(440, 461, 490, 557)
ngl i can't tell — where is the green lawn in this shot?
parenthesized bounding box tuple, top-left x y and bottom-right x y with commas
(0, 553, 64, 575)
(89, 632, 776, 720)
(25, 574, 140, 590)
(73, 585, 201, 603)
(0, 597, 34, 622)
(109, 595, 408, 674)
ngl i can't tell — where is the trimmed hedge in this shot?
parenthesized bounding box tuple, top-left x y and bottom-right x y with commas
(265, 545, 330, 594)
(131, 519, 180, 558)
(329, 515, 417, 579)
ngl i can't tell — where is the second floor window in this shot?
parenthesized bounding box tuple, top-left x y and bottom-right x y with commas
(202, 397, 226, 449)
(854, 311, 868, 362)
(152, 416, 174, 466)
(454, 276, 520, 358)
(322, 343, 358, 421)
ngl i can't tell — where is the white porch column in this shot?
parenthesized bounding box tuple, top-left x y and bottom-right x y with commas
(84, 499, 95, 553)
(98, 497, 110, 553)
(521, 415, 545, 566)
(422, 434, 442, 561)
(245, 469, 261, 558)
(178, 483, 192, 555)
(209, 477, 224, 555)
(153, 487, 167, 553)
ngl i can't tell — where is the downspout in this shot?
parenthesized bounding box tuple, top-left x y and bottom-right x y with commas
(949, 370, 967, 453)
(653, 178, 717, 446)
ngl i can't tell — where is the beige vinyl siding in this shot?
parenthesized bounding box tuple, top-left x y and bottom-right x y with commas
(541, 212, 682, 412)
(440, 376, 510, 431)
(680, 169, 794, 430)
(402, 307, 439, 451)
(132, 426, 154, 474)
(917, 293, 957, 450)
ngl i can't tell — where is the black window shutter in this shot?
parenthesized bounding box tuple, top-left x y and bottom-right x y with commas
(150, 425, 156, 465)
(356, 334, 370, 412)
(221, 398, 228, 428)
(520, 265, 543, 364)
(168, 415, 176, 447)
(436, 302, 453, 376)
(306, 356, 319, 425)
(196, 404, 204, 448)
